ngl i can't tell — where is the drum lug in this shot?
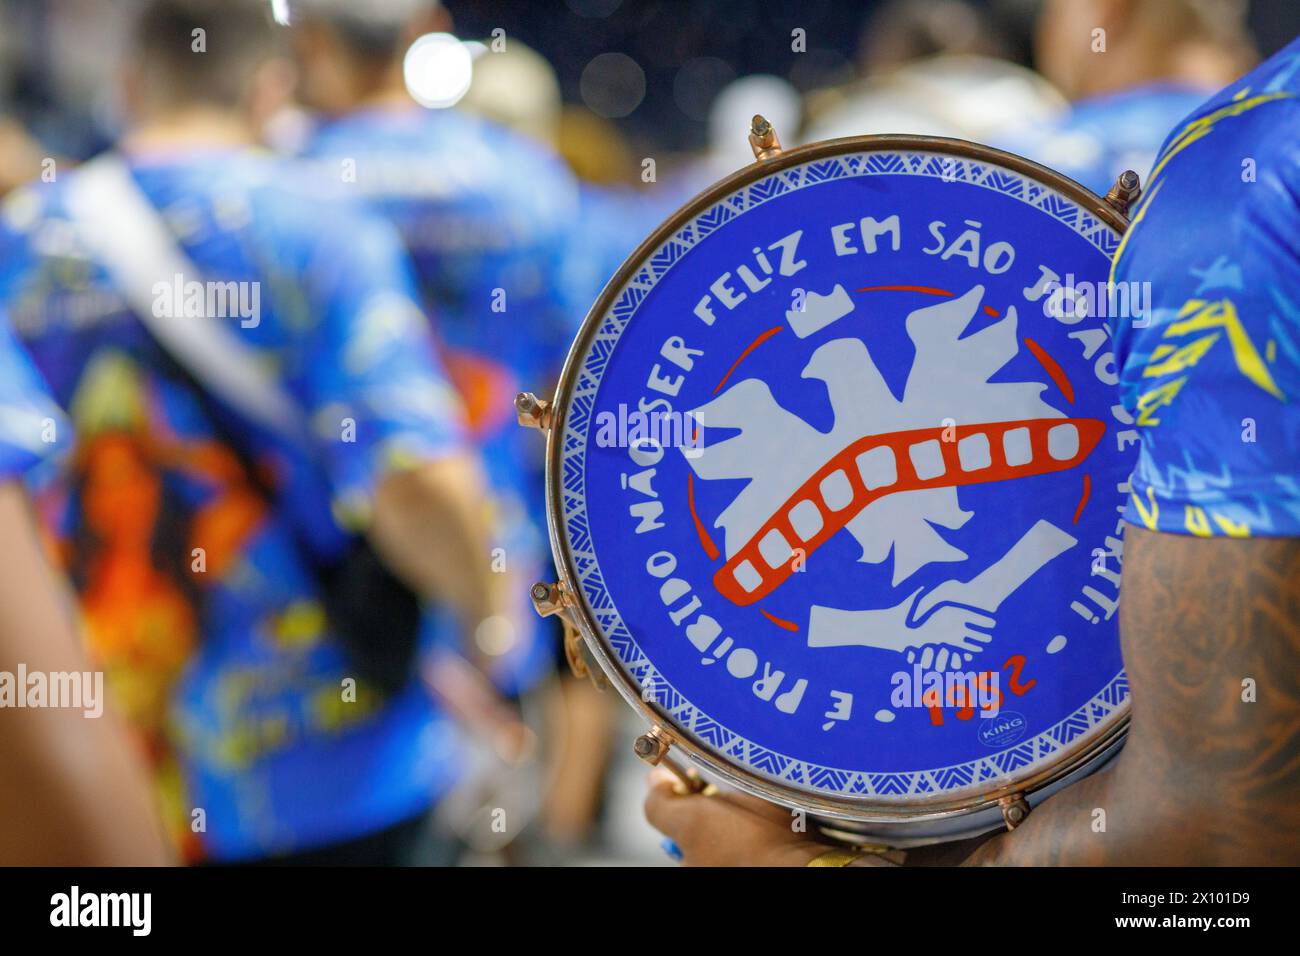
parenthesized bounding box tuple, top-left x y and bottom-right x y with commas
(1104, 169, 1141, 217)
(530, 581, 605, 687)
(515, 391, 553, 431)
(748, 114, 783, 161)
(529, 580, 568, 617)
(634, 725, 707, 793)
(998, 792, 1031, 830)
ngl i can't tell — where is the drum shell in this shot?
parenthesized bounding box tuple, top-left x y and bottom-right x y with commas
(542, 134, 1133, 843)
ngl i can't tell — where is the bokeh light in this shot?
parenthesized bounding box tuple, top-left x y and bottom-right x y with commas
(403, 32, 474, 110)
(579, 52, 645, 119)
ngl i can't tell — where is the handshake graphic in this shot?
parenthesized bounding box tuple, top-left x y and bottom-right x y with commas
(808, 520, 1076, 671)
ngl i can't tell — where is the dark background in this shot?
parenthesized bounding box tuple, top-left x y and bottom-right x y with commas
(449, 0, 1300, 153)
(4, 0, 1298, 158)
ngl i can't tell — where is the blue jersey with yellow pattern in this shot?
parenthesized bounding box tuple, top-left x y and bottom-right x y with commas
(0, 147, 468, 861)
(1110, 38, 1300, 537)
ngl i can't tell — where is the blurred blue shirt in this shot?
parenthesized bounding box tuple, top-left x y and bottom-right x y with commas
(1001, 84, 1213, 196)
(303, 106, 648, 692)
(0, 146, 468, 861)
(0, 309, 68, 482)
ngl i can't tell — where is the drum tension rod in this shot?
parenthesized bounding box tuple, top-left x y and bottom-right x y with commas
(634, 725, 708, 794)
(998, 793, 1031, 831)
(1104, 169, 1142, 218)
(515, 391, 552, 431)
(749, 114, 783, 162)
(530, 580, 602, 687)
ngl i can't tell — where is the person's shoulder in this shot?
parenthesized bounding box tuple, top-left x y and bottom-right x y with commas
(457, 110, 557, 160)
(1201, 35, 1300, 112)
(308, 105, 548, 155)
(1153, 38, 1300, 162)
(424, 108, 575, 190)
(1240, 103, 1300, 209)
(1124, 50, 1300, 237)
(217, 150, 397, 246)
(0, 168, 73, 238)
(0, 309, 69, 480)
(424, 111, 580, 228)
(216, 148, 340, 205)
(0, 168, 83, 289)
(1070, 84, 1209, 128)
(1144, 78, 1300, 246)
(305, 107, 576, 210)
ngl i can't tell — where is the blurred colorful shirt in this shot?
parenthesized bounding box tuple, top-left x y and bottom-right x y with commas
(302, 105, 622, 692)
(1001, 84, 1213, 197)
(0, 310, 68, 482)
(0, 147, 468, 861)
(1110, 39, 1300, 537)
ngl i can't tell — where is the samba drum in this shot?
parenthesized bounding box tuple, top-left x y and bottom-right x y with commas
(520, 121, 1138, 846)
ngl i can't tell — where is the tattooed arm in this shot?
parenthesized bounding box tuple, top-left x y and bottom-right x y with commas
(960, 526, 1300, 865)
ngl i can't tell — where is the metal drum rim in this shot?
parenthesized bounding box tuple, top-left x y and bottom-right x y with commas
(542, 132, 1131, 824)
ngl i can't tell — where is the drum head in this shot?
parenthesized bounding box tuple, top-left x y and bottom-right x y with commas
(547, 136, 1134, 827)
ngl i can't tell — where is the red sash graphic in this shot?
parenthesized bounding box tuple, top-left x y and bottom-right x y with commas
(713, 416, 1104, 605)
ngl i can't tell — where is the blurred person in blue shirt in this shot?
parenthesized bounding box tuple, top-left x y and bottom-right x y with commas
(289, 1, 672, 852)
(0, 0, 509, 864)
(290, 0, 601, 697)
(1000, 0, 1257, 195)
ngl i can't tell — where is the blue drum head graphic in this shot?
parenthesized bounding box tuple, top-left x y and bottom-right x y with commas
(554, 143, 1135, 810)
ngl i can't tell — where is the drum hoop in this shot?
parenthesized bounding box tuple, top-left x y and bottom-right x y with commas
(544, 133, 1131, 823)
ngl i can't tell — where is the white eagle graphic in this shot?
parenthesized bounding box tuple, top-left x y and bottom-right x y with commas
(684, 284, 1079, 669)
